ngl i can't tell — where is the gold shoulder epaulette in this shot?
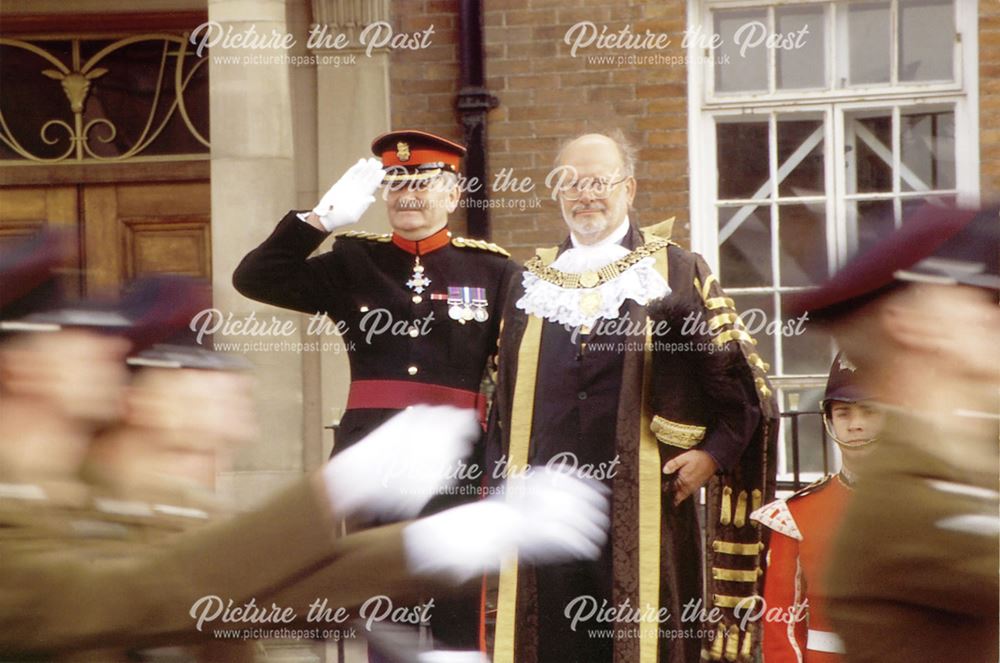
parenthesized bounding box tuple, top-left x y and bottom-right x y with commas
(451, 236, 511, 257)
(788, 474, 834, 501)
(336, 230, 392, 243)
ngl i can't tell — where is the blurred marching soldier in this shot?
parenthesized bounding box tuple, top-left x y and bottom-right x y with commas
(0, 231, 132, 557)
(751, 353, 885, 662)
(485, 132, 778, 663)
(789, 204, 1000, 663)
(0, 232, 611, 661)
(233, 130, 520, 452)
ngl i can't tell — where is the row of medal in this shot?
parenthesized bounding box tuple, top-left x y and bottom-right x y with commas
(406, 259, 489, 323)
(447, 286, 489, 323)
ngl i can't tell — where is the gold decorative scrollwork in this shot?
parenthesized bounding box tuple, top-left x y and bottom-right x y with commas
(0, 33, 209, 163)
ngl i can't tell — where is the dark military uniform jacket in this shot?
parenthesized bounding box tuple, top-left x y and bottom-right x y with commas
(485, 221, 778, 663)
(233, 211, 520, 451)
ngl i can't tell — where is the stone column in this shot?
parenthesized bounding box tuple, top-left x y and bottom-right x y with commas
(309, 0, 392, 460)
(210, 0, 309, 501)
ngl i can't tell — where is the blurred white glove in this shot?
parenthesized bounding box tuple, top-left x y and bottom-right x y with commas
(505, 466, 611, 564)
(322, 405, 479, 521)
(311, 157, 385, 232)
(403, 468, 610, 583)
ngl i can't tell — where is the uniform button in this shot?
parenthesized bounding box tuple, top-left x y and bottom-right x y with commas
(577, 391, 587, 400)
(412, 295, 423, 304)
(360, 306, 369, 312)
(408, 366, 419, 376)
(409, 327, 419, 338)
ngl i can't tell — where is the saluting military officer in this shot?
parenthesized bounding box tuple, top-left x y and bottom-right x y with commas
(233, 130, 519, 653)
(751, 353, 885, 662)
(233, 130, 520, 451)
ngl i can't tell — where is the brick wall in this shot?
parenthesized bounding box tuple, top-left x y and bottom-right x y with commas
(389, 0, 690, 262)
(980, 0, 1000, 199)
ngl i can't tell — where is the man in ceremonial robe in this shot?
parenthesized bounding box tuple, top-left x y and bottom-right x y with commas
(485, 132, 779, 663)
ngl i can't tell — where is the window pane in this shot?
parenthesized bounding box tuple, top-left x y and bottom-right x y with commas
(780, 388, 829, 475)
(732, 293, 776, 370)
(719, 205, 772, 288)
(781, 293, 833, 375)
(717, 120, 770, 200)
(714, 9, 768, 93)
(777, 118, 825, 198)
(901, 195, 957, 223)
(901, 111, 955, 191)
(776, 5, 827, 89)
(778, 204, 828, 287)
(849, 113, 892, 193)
(846, 2, 890, 85)
(899, 0, 954, 82)
(849, 199, 895, 256)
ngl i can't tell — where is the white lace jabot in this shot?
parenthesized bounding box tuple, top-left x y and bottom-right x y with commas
(516, 222, 670, 328)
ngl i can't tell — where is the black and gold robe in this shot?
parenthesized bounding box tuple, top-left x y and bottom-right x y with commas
(485, 220, 778, 663)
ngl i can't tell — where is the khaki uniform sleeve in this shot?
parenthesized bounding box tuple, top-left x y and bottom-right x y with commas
(0, 475, 340, 655)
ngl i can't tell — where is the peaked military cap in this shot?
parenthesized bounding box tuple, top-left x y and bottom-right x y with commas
(790, 203, 1000, 321)
(371, 129, 465, 183)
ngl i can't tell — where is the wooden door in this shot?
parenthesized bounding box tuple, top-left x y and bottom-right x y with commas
(0, 180, 210, 297)
(81, 181, 211, 295)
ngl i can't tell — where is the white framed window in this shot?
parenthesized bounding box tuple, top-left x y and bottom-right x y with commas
(686, 0, 980, 481)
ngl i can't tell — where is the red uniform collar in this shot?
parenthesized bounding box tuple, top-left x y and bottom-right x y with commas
(391, 227, 451, 255)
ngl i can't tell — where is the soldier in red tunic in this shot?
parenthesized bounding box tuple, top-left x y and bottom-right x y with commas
(751, 353, 884, 662)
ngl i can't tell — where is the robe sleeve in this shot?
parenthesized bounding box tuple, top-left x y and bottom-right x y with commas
(675, 250, 779, 662)
(689, 254, 763, 471)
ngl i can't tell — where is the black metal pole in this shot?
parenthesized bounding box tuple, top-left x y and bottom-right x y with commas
(456, 0, 498, 240)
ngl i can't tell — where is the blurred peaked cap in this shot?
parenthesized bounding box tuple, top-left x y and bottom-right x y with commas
(788, 202, 1000, 322)
(0, 275, 211, 352)
(127, 343, 253, 372)
(0, 230, 75, 323)
(823, 352, 873, 406)
(372, 129, 465, 182)
(120, 275, 212, 352)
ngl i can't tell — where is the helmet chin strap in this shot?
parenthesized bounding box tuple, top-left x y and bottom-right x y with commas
(823, 413, 878, 449)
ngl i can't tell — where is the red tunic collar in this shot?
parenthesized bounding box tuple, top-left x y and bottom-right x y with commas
(391, 227, 451, 255)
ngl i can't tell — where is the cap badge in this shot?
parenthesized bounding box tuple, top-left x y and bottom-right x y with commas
(838, 355, 857, 372)
(396, 141, 411, 162)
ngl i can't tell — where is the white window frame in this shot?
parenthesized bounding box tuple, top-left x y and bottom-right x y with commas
(685, 0, 979, 479)
(687, 0, 980, 322)
(699, 0, 968, 104)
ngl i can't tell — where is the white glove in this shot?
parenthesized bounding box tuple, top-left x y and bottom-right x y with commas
(403, 468, 610, 583)
(505, 467, 611, 564)
(322, 405, 479, 521)
(311, 157, 385, 232)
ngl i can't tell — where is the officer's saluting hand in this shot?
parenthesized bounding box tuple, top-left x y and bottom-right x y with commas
(306, 157, 385, 232)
